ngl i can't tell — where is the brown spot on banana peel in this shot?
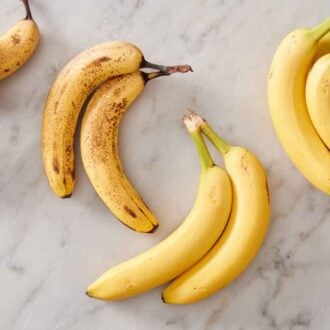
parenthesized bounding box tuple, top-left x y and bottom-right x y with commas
(85, 56, 111, 69)
(65, 145, 72, 154)
(124, 205, 137, 218)
(53, 158, 60, 174)
(113, 87, 122, 97)
(11, 34, 21, 45)
(54, 101, 59, 114)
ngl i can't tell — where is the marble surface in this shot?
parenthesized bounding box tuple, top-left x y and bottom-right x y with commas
(0, 0, 329, 329)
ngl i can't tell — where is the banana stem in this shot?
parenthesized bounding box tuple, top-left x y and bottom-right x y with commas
(201, 122, 231, 156)
(182, 112, 213, 171)
(311, 17, 330, 41)
(21, 0, 33, 20)
(142, 71, 167, 82)
(142, 64, 193, 83)
(185, 110, 231, 156)
(142, 59, 193, 75)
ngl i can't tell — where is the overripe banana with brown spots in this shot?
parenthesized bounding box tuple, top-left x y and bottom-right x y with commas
(0, 0, 40, 80)
(80, 69, 191, 232)
(80, 72, 155, 232)
(42, 40, 191, 198)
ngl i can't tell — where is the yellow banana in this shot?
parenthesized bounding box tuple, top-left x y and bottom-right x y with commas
(267, 18, 330, 194)
(314, 31, 330, 61)
(86, 114, 232, 299)
(163, 111, 270, 304)
(42, 41, 191, 198)
(306, 54, 330, 149)
(80, 72, 163, 232)
(0, 0, 40, 80)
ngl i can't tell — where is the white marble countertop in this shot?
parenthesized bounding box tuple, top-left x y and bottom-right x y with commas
(1, 1, 329, 329)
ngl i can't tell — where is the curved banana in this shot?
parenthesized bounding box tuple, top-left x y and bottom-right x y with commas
(0, 0, 40, 80)
(163, 111, 270, 304)
(267, 18, 330, 194)
(42, 41, 191, 198)
(80, 72, 162, 232)
(86, 115, 232, 299)
(306, 54, 330, 149)
(314, 31, 330, 61)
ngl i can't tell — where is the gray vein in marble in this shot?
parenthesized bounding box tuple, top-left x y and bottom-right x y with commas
(13, 278, 46, 329)
(204, 297, 230, 330)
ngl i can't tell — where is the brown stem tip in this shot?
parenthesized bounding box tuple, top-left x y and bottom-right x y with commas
(165, 65, 193, 75)
(142, 59, 193, 75)
(182, 109, 205, 130)
(182, 110, 201, 132)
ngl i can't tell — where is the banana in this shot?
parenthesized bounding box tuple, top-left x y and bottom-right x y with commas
(162, 111, 270, 304)
(0, 0, 40, 80)
(267, 18, 330, 195)
(80, 71, 163, 232)
(306, 54, 330, 149)
(314, 31, 330, 61)
(42, 41, 191, 198)
(86, 114, 232, 299)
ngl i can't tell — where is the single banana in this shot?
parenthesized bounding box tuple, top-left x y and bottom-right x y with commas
(306, 54, 330, 149)
(80, 71, 165, 232)
(267, 18, 330, 195)
(86, 114, 232, 299)
(42, 41, 191, 198)
(314, 31, 330, 61)
(163, 111, 270, 304)
(0, 0, 40, 80)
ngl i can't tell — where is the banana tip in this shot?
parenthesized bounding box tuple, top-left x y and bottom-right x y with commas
(161, 294, 167, 304)
(61, 194, 72, 199)
(148, 224, 159, 233)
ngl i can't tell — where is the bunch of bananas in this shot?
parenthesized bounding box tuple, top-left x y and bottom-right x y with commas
(268, 18, 330, 195)
(0, 0, 39, 80)
(40, 33, 271, 303)
(42, 41, 192, 232)
(86, 110, 270, 304)
(4, 0, 327, 305)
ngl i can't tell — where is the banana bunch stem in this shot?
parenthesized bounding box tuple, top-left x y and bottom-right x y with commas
(142, 59, 192, 76)
(21, 0, 33, 20)
(184, 110, 231, 156)
(182, 112, 213, 171)
(311, 18, 330, 40)
(143, 64, 193, 82)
